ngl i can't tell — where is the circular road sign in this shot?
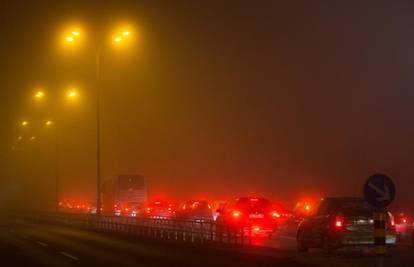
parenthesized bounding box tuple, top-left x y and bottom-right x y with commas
(363, 173, 396, 209)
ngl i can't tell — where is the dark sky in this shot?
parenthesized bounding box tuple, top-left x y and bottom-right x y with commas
(0, 1, 414, 209)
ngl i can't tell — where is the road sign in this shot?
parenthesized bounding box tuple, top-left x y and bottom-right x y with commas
(363, 173, 396, 209)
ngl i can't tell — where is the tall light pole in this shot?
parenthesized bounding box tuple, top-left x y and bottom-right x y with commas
(28, 89, 79, 211)
(95, 47, 102, 215)
(44, 119, 59, 212)
(63, 26, 133, 215)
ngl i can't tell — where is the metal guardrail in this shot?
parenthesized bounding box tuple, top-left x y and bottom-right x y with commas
(27, 213, 254, 246)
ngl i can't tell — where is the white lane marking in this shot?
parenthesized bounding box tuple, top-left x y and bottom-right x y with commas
(60, 251, 79, 261)
(278, 235, 296, 240)
(36, 241, 48, 247)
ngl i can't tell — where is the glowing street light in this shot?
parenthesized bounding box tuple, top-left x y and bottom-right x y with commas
(21, 120, 29, 127)
(45, 120, 53, 126)
(114, 37, 122, 43)
(63, 28, 81, 45)
(34, 90, 45, 99)
(66, 36, 74, 42)
(30, 136, 36, 141)
(67, 89, 78, 99)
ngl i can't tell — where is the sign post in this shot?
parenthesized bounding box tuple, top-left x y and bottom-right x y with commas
(363, 173, 396, 266)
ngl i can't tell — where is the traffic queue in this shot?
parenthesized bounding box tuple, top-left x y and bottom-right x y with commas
(58, 193, 413, 252)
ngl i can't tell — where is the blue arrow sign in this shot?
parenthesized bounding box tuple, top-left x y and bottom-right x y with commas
(363, 173, 395, 209)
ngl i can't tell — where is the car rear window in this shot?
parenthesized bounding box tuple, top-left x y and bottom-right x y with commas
(234, 198, 271, 213)
(334, 199, 373, 216)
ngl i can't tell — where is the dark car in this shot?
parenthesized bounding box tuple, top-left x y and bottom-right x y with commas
(296, 197, 397, 252)
(175, 201, 214, 222)
(141, 201, 175, 219)
(215, 197, 278, 238)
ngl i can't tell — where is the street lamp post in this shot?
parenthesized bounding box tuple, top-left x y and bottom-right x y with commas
(63, 26, 133, 215)
(95, 47, 102, 215)
(27, 88, 78, 212)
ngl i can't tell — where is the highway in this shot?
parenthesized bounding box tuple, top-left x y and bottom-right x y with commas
(0, 216, 305, 267)
(0, 216, 413, 267)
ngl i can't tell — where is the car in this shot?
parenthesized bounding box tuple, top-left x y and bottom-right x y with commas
(296, 197, 397, 253)
(175, 201, 214, 222)
(142, 200, 175, 219)
(215, 197, 278, 238)
(114, 201, 141, 217)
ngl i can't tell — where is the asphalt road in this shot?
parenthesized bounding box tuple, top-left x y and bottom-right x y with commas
(0, 217, 307, 267)
(0, 217, 413, 267)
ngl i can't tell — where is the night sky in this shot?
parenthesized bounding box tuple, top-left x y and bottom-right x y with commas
(0, 1, 413, 210)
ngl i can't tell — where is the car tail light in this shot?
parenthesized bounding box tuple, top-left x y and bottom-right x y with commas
(233, 211, 241, 218)
(272, 212, 281, 218)
(146, 207, 151, 213)
(250, 198, 259, 202)
(402, 218, 407, 224)
(253, 227, 260, 232)
(333, 215, 345, 229)
(124, 207, 129, 212)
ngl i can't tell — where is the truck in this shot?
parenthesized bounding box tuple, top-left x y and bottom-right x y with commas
(102, 175, 147, 216)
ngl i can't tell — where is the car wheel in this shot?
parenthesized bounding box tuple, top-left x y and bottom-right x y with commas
(297, 231, 309, 252)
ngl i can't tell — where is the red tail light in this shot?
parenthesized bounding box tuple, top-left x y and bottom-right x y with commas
(272, 212, 281, 218)
(124, 207, 129, 212)
(333, 215, 345, 229)
(233, 211, 241, 218)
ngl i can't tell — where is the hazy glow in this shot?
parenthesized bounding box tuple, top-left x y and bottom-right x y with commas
(45, 120, 53, 126)
(67, 89, 78, 99)
(17, 136, 23, 141)
(30, 136, 36, 141)
(112, 26, 134, 46)
(61, 26, 83, 47)
(21, 120, 28, 127)
(34, 90, 45, 99)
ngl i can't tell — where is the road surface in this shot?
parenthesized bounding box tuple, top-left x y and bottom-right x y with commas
(0, 216, 413, 267)
(0, 216, 305, 267)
